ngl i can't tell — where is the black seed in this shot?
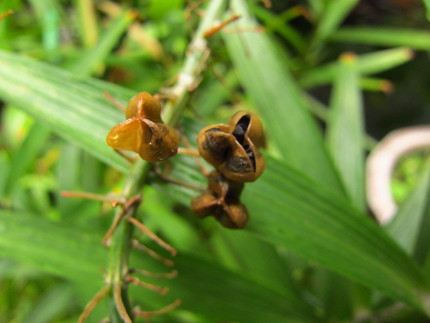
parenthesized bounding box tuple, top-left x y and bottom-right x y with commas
(232, 114, 250, 145)
(243, 144, 256, 171)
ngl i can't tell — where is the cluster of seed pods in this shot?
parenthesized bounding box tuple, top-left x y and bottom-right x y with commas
(106, 93, 266, 229)
(192, 112, 266, 229)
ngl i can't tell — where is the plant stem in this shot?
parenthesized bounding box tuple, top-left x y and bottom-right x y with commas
(105, 0, 227, 321)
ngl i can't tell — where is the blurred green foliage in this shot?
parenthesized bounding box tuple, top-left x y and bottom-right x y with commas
(1, 0, 430, 322)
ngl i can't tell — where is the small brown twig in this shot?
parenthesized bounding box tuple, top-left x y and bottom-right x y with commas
(78, 286, 111, 323)
(104, 91, 126, 112)
(203, 15, 241, 38)
(0, 10, 14, 21)
(127, 217, 177, 256)
(134, 299, 182, 318)
(132, 240, 175, 267)
(126, 275, 169, 295)
(131, 268, 178, 279)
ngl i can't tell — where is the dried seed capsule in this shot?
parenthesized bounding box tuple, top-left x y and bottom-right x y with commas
(229, 111, 266, 149)
(191, 171, 248, 229)
(197, 112, 266, 182)
(106, 92, 179, 162)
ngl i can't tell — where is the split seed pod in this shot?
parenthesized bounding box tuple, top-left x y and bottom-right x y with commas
(197, 112, 266, 182)
(229, 111, 266, 149)
(191, 171, 248, 229)
(106, 92, 179, 162)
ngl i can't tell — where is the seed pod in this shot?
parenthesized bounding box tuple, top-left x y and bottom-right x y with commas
(229, 111, 266, 149)
(106, 92, 179, 162)
(197, 112, 266, 182)
(191, 171, 248, 229)
(215, 202, 248, 229)
(125, 92, 163, 123)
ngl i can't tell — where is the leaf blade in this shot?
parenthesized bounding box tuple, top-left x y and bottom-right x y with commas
(326, 53, 365, 210)
(0, 50, 134, 173)
(244, 156, 429, 311)
(224, 0, 344, 194)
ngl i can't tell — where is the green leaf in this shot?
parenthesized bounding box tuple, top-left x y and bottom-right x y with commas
(331, 27, 430, 50)
(0, 210, 105, 286)
(224, 0, 344, 194)
(4, 123, 51, 194)
(212, 229, 301, 297)
(22, 284, 76, 323)
(424, 0, 430, 21)
(387, 161, 430, 264)
(0, 50, 134, 173)
(0, 211, 315, 323)
(326, 53, 365, 210)
(243, 156, 429, 312)
(251, 4, 306, 53)
(151, 149, 430, 314)
(300, 47, 414, 88)
(71, 9, 136, 76)
(313, 0, 359, 45)
(170, 253, 315, 323)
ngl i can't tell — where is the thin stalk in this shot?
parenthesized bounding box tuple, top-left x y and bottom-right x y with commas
(105, 0, 227, 321)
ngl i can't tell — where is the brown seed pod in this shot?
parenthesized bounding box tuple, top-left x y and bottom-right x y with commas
(106, 92, 179, 162)
(125, 92, 163, 122)
(215, 202, 249, 229)
(191, 171, 248, 229)
(228, 111, 266, 149)
(197, 112, 266, 182)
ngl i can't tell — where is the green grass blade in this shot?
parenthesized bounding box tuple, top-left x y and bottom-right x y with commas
(224, 0, 343, 194)
(71, 9, 136, 76)
(0, 211, 105, 286)
(213, 230, 300, 297)
(150, 148, 430, 313)
(22, 284, 75, 323)
(331, 27, 430, 50)
(326, 53, 365, 210)
(251, 5, 306, 53)
(424, 0, 430, 21)
(0, 50, 134, 173)
(76, 0, 99, 48)
(0, 211, 315, 322)
(243, 156, 429, 312)
(300, 47, 414, 88)
(4, 123, 51, 194)
(387, 161, 430, 264)
(313, 0, 359, 45)
(169, 253, 315, 323)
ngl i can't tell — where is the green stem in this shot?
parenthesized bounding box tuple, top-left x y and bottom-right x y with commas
(105, 0, 227, 321)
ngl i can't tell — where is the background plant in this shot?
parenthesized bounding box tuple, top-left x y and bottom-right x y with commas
(1, 0, 430, 322)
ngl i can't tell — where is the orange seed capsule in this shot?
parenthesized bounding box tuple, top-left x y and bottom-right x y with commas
(106, 92, 179, 162)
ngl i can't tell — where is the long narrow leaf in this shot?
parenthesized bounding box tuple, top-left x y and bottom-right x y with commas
(0, 211, 315, 323)
(313, 0, 359, 45)
(71, 9, 136, 76)
(326, 53, 365, 210)
(0, 211, 105, 286)
(387, 161, 430, 264)
(331, 27, 430, 50)
(300, 47, 414, 88)
(150, 148, 430, 313)
(224, 0, 344, 194)
(4, 123, 51, 194)
(0, 50, 134, 173)
(244, 156, 429, 312)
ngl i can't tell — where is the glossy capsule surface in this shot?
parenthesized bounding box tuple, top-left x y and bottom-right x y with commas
(197, 112, 266, 182)
(191, 171, 248, 229)
(106, 92, 179, 162)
